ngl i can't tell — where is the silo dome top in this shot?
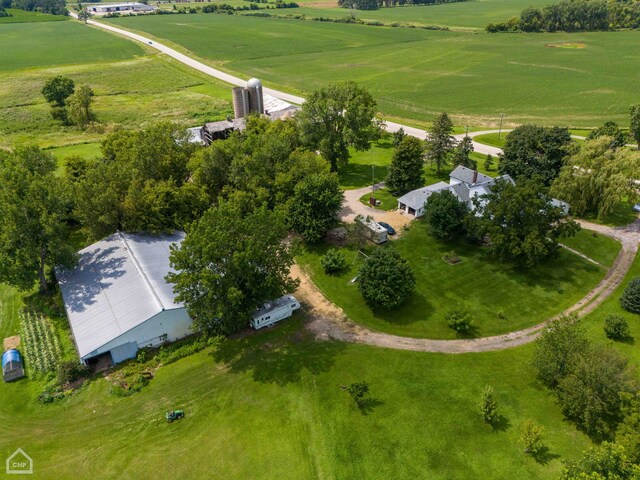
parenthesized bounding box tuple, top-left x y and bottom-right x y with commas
(247, 78, 262, 88)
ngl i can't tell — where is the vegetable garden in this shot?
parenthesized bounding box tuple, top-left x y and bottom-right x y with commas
(19, 310, 62, 376)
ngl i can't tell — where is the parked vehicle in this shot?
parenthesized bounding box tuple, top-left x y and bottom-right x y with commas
(633, 203, 640, 213)
(251, 295, 300, 330)
(377, 222, 396, 235)
(166, 410, 185, 423)
(356, 217, 388, 244)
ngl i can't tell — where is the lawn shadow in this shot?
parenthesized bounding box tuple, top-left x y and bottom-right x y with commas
(617, 335, 635, 346)
(357, 397, 384, 416)
(339, 163, 389, 189)
(210, 323, 346, 386)
(530, 446, 560, 465)
(374, 291, 434, 326)
(490, 413, 511, 433)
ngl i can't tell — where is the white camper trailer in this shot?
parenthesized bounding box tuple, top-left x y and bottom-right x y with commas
(357, 217, 388, 244)
(251, 295, 301, 330)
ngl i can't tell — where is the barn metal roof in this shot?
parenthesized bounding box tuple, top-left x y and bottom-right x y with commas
(56, 232, 185, 358)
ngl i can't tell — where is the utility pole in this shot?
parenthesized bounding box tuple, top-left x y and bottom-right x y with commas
(372, 165, 375, 194)
(497, 113, 505, 141)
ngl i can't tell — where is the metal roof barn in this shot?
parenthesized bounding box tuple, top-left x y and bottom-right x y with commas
(56, 232, 193, 365)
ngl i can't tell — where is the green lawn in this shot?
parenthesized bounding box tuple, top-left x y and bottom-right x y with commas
(338, 137, 395, 189)
(0, 8, 69, 23)
(474, 132, 507, 149)
(359, 187, 398, 211)
(0, 282, 591, 479)
(104, 14, 640, 127)
(45, 142, 102, 161)
(559, 229, 621, 267)
(298, 219, 612, 339)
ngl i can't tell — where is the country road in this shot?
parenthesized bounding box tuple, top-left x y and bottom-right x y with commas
(69, 12, 502, 156)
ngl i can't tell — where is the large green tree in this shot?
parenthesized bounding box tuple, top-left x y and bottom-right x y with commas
(561, 442, 640, 480)
(297, 81, 380, 171)
(551, 137, 640, 221)
(473, 176, 579, 266)
(425, 112, 455, 174)
(41, 75, 75, 107)
(67, 84, 95, 128)
(287, 172, 343, 243)
(167, 202, 298, 335)
(498, 125, 572, 185)
(358, 248, 415, 309)
(586, 120, 627, 149)
(385, 135, 424, 196)
(452, 135, 476, 169)
(424, 189, 467, 239)
(0, 147, 76, 293)
(630, 104, 640, 149)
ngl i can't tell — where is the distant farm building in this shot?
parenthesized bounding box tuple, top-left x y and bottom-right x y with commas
(56, 232, 192, 366)
(88, 3, 157, 14)
(188, 78, 300, 146)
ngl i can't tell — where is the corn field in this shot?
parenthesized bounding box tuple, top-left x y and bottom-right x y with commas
(19, 310, 62, 376)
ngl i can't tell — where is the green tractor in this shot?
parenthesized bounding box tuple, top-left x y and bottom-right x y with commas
(165, 410, 185, 423)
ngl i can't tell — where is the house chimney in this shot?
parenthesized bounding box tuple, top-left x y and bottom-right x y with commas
(472, 170, 478, 184)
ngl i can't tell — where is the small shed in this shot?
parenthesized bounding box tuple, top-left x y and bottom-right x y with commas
(2, 349, 25, 382)
(250, 295, 300, 330)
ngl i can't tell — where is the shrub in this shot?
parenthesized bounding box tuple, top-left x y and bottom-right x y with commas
(320, 249, 347, 274)
(358, 248, 415, 309)
(348, 381, 370, 406)
(519, 419, 544, 455)
(57, 360, 88, 385)
(446, 308, 474, 333)
(478, 385, 498, 424)
(604, 314, 630, 340)
(621, 278, 640, 314)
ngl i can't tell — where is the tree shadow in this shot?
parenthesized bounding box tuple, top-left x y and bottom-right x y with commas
(210, 323, 346, 386)
(356, 397, 384, 416)
(530, 446, 560, 465)
(490, 414, 511, 432)
(617, 335, 635, 346)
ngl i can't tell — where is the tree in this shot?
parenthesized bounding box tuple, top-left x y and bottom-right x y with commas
(473, 176, 580, 266)
(385, 135, 424, 196)
(425, 112, 455, 174)
(358, 248, 415, 309)
(321, 249, 347, 274)
(532, 315, 590, 389)
(41, 75, 75, 107)
(630, 105, 640, 149)
(287, 172, 343, 243)
(560, 442, 640, 480)
(604, 314, 630, 340)
(587, 121, 627, 149)
(478, 385, 498, 425)
(297, 81, 380, 171)
(424, 190, 467, 239)
(617, 392, 640, 464)
(498, 125, 572, 185)
(392, 127, 406, 147)
(451, 135, 476, 169)
(557, 345, 635, 439)
(519, 419, 544, 455)
(67, 84, 95, 128)
(551, 137, 640, 221)
(348, 381, 370, 407)
(167, 201, 298, 335)
(620, 278, 640, 315)
(0, 147, 76, 293)
(483, 154, 494, 171)
(78, 7, 91, 23)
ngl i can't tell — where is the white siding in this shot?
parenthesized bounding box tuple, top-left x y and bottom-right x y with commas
(82, 308, 192, 362)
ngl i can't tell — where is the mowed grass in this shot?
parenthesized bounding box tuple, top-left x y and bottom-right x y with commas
(0, 282, 591, 479)
(298, 219, 613, 339)
(559, 229, 621, 267)
(105, 14, 640, 126)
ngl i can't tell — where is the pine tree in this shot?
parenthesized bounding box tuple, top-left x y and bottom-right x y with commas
(426, 112, 455, 174)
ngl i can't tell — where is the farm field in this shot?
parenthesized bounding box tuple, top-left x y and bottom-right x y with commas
(297, 219, 616, 339)
(0, 20, 234, 150)
(104, 14, 640, 127)
(0, 8, 69, 23)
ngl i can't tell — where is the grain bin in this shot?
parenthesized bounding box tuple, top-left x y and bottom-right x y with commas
(232, 86, 250, 119)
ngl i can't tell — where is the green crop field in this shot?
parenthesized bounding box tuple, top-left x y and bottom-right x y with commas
(0, 8, 69, 23)
(104, 14, 640, 127)
(297, 220, 616, 339)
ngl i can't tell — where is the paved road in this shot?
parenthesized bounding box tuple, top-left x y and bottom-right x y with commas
(71, 13, 503, 155)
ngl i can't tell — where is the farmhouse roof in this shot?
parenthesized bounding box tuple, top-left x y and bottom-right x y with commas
(56, 231, 185, 358)
(450, 165, 492, 185)
(397, 181, 450, 210)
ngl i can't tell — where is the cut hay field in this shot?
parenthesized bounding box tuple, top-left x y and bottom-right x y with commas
(104, 14, 640, 127)
(0, 19, 233, 150)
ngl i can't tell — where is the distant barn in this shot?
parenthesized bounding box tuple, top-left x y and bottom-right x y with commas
(56, 232, 192, 367)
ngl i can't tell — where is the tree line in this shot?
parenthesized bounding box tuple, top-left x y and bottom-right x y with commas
(487, 0, 640, 32)
(9, 0, 67, 15)
(338, 0, 469, 11)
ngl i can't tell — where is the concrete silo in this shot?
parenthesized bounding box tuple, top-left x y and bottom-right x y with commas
(246, 78, 264, 115)
(232, 86, 250, 119)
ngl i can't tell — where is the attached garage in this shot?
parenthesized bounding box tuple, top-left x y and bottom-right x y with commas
(56, 231, 193, 366)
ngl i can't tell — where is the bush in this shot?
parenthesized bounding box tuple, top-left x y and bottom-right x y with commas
(446, 308, 474, 333)
(604, 314, 630, 340)
(478, 385, 498, 424)
(348, 381, 370, 406)
(57, 360, 88, 385)
(320, 249, 347, 274)
(621, 278, 640, 315)
(358, 248, 415, 309)
(519, 419, 544, 455)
